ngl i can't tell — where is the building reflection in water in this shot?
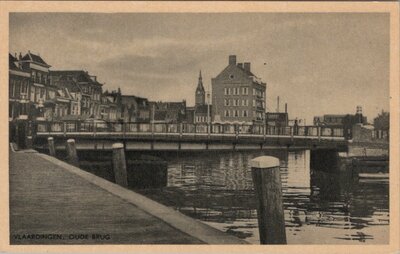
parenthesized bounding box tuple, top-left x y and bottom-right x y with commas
(133, 149, 388, 244)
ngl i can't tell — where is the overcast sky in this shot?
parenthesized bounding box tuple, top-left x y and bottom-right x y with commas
(10, 13, 389, 123)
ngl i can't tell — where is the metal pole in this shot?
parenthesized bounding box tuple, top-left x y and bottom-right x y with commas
(207, 91, 211, 134)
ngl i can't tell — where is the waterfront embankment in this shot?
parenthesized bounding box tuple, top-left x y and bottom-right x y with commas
(9, 145, 248, 244)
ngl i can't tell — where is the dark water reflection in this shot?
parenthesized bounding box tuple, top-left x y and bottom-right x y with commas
(136, 150, 389, 244)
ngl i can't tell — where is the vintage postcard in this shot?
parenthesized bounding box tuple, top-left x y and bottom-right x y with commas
(0, 1, 399, 253)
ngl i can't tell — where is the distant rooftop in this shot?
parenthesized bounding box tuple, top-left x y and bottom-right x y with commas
(21, 51, 50, 67)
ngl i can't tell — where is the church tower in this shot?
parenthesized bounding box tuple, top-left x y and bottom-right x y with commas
(195, 70, 205, 106)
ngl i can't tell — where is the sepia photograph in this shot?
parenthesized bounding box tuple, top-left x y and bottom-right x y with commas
(1, 1, 399, 252)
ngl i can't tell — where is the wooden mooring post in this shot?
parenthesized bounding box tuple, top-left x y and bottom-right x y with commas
(112, 143, 128, 187)
(66, 139, 79, 166)
(48, 137, 56, 157)
(251, 156, 287, 244)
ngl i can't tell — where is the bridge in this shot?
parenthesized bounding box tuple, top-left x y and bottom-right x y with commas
(32, 121, 349, 152)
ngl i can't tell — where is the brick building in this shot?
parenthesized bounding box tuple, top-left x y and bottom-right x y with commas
(100, 91, 118, 122)
(265, 112, 289, 127)
(152, 101, 187, 124)
(313, 106, 368, 139)
(119, 95, 151, 123)
(50, 70, 103, 119)
(13, 51, 58, 121)
(9, 53, 31, 121)
(211, 55, 266, 124)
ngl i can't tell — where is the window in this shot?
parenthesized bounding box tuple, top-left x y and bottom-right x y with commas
(253, 88, 256, 95)
(14, 81, 20, 97)
(40, 88, 45, 99)
(20, 81, 27, 95)
(224, 99, 230, 106)
(234, 110, 239, 117)
(32, 71, 36, 82)
(224, 88, 228, 95)
(38, 72, 42, 83)
(253, 100, 256, 107)
(10, 80, 16, 97)
(49, 90, 56, 99)
(229, 74, 234, 79)
(224, 110, 230, 117)
(243, 110, 248, 117)
(242, 87, 248, 95)
(30, 86, 35, 101)
(35, 88, 40, 102)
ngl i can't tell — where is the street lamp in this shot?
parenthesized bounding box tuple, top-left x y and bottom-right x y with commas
(207, 90, 211, 134)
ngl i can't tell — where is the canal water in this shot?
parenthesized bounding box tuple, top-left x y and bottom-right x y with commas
(73, 149, 389, 244)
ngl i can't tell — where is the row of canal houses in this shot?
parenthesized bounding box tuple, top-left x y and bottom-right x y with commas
(9, 51, 186, 126)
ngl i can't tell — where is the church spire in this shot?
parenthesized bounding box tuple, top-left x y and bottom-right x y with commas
(198, 70, 203, 89)
(195, 70, 205, 106)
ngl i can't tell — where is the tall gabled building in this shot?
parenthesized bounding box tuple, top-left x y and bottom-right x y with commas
(9, 53, 31, 121)
(211, 55, 266, 124)
(16, 51, 57, 120)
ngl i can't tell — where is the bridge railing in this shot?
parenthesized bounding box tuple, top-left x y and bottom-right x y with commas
(34, 121, 346, 139)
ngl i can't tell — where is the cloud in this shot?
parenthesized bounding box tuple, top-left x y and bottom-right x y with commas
(9, 12, 390, 122)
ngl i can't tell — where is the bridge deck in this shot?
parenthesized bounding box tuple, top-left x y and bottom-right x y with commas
(34, 131, 348, 152)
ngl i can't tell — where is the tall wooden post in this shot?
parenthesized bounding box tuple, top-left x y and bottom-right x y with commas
(66, 139, 79, 166)
(48, 137, 56, 156)
(251, 156, 287, 244)
(112, 143, 128, 187)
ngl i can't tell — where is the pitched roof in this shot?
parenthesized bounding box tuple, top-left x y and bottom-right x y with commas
(156, 101, 186, 110)
(214, 61, 266, 87)
(121, 95, 149, 106)
(21, 51, 50, 67)
(9, 53, 20, 71)
(50, 70, 100, 85)
(52, 79, 82, 93)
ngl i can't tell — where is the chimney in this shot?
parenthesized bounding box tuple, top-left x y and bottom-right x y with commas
(356, 105, 362, 114)
(18, 52, 22, 61)
(244, 62, 251, 72)
(277, 96, 280, 113)
(229, 55, 236, 65)
(285, 103, 287, 113)
(237, 63, 243, 69)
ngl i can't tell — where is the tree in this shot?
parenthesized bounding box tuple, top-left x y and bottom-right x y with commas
(373, 110, 389, 130)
